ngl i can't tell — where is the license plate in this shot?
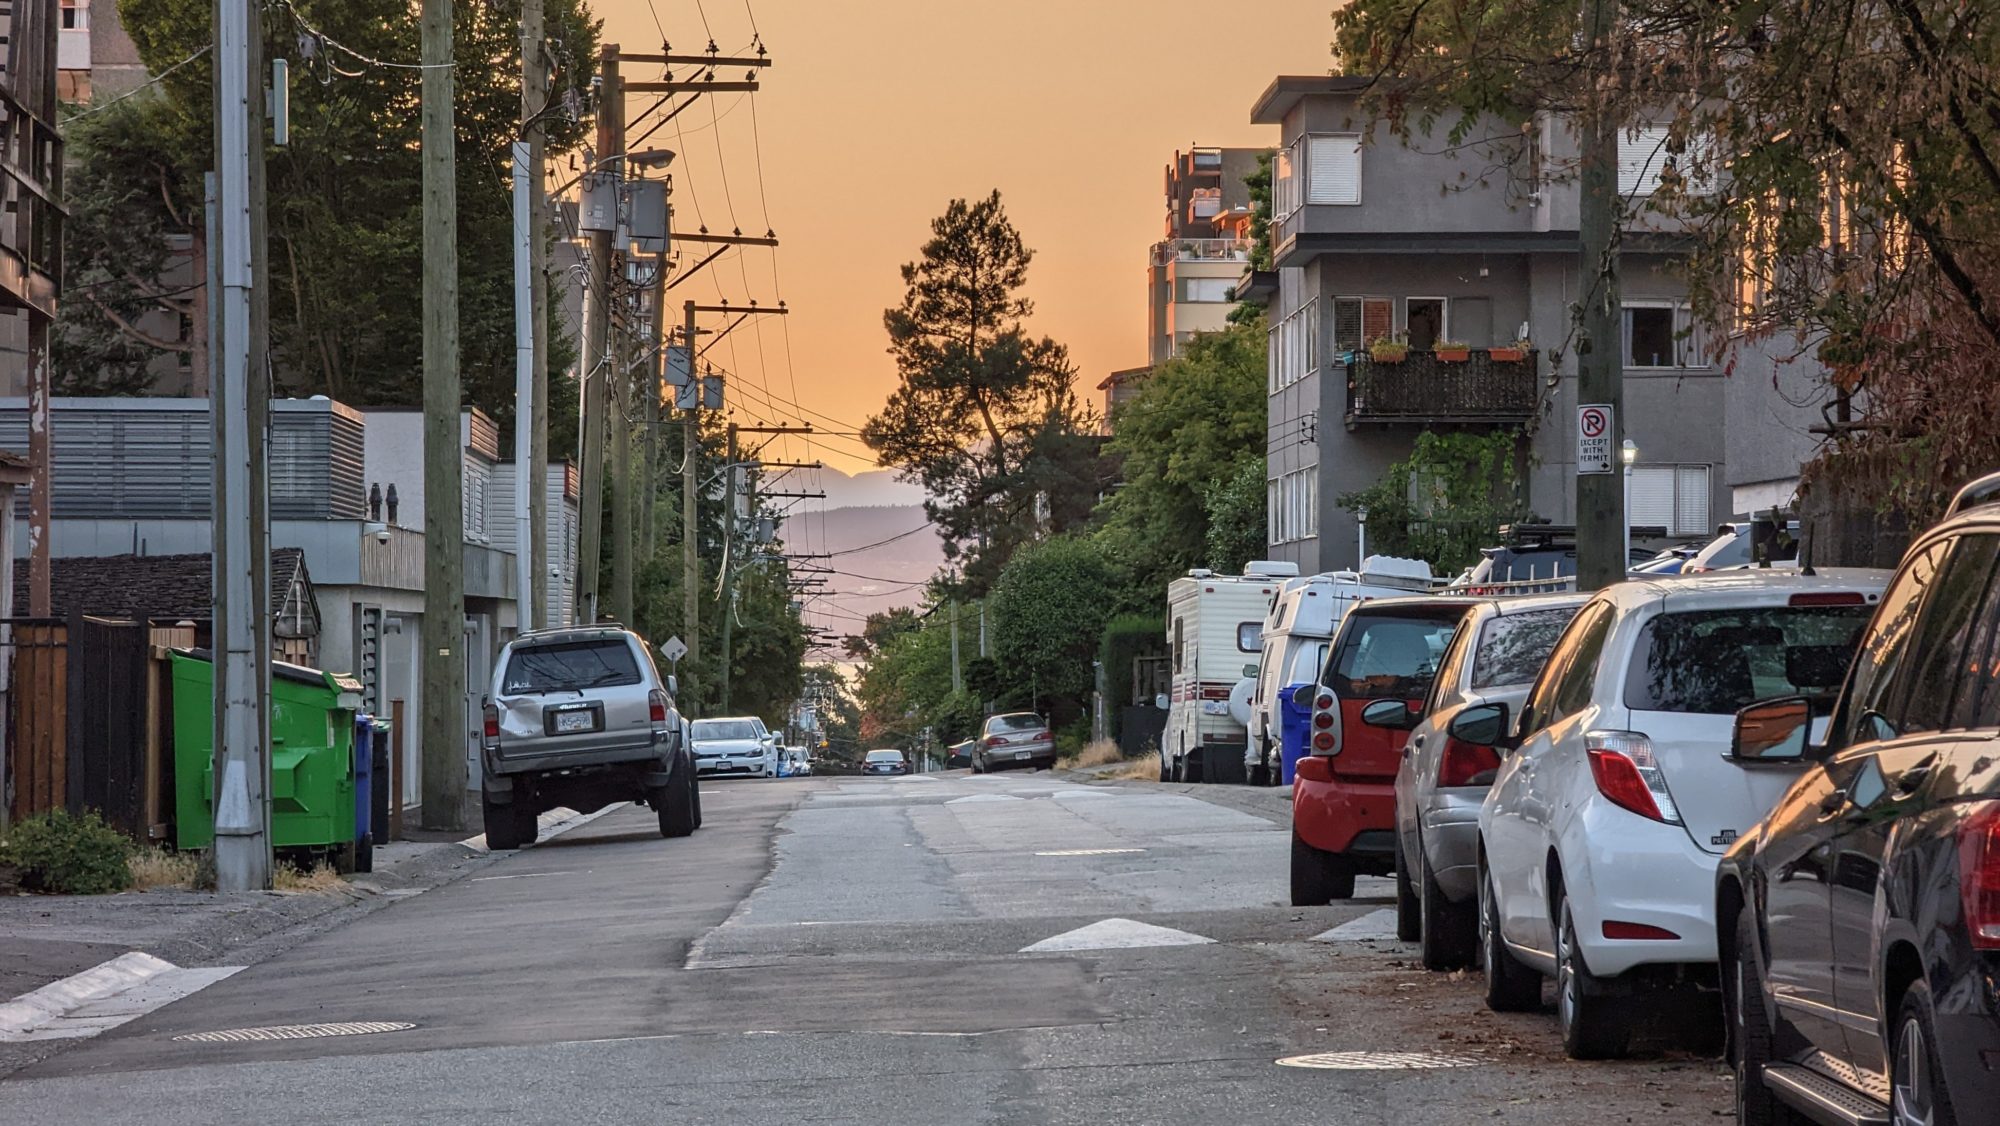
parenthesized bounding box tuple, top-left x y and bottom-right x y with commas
(553, 710, 595, 734)
(1014, 750, 1031, 759)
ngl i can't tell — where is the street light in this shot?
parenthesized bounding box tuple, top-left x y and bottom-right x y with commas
(1621, 439, 1639, 575)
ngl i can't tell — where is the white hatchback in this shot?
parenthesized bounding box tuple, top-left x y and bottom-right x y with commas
(1453, 571, 1886, 1058)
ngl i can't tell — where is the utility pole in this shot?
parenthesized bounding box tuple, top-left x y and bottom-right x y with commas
(642, 253, 667, 562)
(950, 601, 962, 694)
(1574, 0, 1625, 591)
(511, 147, 535, 631)
(420, 0, 466, 831)
(718, 422, 738, 714)
(575, 44, 619, 624)
(521, 0, 550, 630)
(210, 0, 273, 890)
(608, 206, 634, 625)
(681, 298, 700, 712)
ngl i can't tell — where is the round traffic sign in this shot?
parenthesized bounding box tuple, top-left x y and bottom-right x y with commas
(1579, 407, 1608, 438)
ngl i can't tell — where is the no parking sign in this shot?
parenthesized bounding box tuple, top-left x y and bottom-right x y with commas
(1577, 404, 1613, 474)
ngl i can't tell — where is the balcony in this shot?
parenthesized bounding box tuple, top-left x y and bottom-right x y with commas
(1345, 350, 1539, 428)
(1151, 238, 1253, 266)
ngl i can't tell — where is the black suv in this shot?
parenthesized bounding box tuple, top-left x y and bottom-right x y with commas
(1718, 475, 2000, 1126)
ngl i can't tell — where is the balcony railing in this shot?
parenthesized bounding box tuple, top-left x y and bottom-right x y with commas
(1152, 238, 1252, 266)
(1346, 349, 1539, 426)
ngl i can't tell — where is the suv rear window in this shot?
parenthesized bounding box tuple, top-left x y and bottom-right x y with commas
(1624, 604, 1873, 714)
(503, 640, 641, 694)
(1470, 607, 1581, 690)
(1326, 612, 1463, 700)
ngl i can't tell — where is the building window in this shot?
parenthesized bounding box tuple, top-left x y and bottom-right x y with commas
(1405, 297, 1448, 350)
(1183, 277, 1233, 303)
(1332, 297, 1394, 352)
(60, 1, 82, 28)
(1627, 464, 1711, 536)
(1619, 124, 1713, 197)
(1274, 146, 1299, 218)
(1267, 468, 1320, 545)
(1623, 302, 1705, 368)
(1270, 301, 1319, 392)
(1306, 135, 1362, 205)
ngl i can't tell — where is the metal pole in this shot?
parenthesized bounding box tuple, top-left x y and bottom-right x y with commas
(211, 0, 271, 890)
(1575, 0, 1626, 591)
(522, 0, 549, 633)
(420, 0, 467, 830)
(575, 44, 618, 622)
(608, 76, 633, 627)
(1622, 464, 1632, 575)
(681, 299, 700, 713)
(512, 141, 536, 633)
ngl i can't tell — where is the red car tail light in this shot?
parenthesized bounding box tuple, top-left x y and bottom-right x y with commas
(984, 735, 1006, 747)
(1315, 694, 1335, 711)
(1312, 731, 1336, 752)
(1312, 711, 1335, 730)
(482, 702, 499, 740)
(1602, 920, 1681, 940)
(1436, 737, 1501, 788)
(648, 690, 669, 724)
(1034, 731, 1050, 742)
(1585, 731, 1681, 825)
(1959, 802, 2000, 950)
(1789, 591, 1866, 607)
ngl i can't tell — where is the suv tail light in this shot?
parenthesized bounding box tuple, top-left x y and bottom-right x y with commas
(1959, 802, 2000, 950)
(1584, 731, 1681, 825)
(482, 701, 499, 741)
(648, 690, 669, 724)
(1437, 736, 1501, 788)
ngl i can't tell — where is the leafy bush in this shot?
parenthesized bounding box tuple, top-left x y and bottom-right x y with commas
(1, 809, 134, 895)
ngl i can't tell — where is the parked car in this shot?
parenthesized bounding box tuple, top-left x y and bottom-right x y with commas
(1292, 596, 1479, 904)
(1368, 593, 1587, 969)
(1719, 480, 2000, 1126)
(1681, 519, 1800, 574)
(945, 739, 976, 769)
(862, 748, 910, 776)
(1452, 524, 1662, 594)
(690, 716, 776, 778)
(1455, 571, 1884, 1058)
(1631, 545, 1701, 575)
(480, 625, 698, 849)
(973, 712, 1055, 772)
(787, 747, 814, 777)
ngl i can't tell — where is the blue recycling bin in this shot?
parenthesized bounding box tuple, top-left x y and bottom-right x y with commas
(1279, 682, 1314, 786)
(353, 714, 375, 872)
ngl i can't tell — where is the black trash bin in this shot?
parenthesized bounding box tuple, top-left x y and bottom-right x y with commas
(371, 718, 391, 854)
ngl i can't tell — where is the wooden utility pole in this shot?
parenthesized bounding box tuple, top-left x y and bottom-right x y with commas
(420, 0, 466, 830)
(609, 232, 634, 624)
(718, 422, 738, 714)
(575, 44, 619, 623)
(680, 298, 700, 713)
(521, 0, 550, 628)
(1574, 0, 1625, 591)
(642, 254, 667, 562)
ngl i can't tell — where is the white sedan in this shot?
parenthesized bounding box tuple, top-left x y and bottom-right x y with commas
(1451, 571, 1885, 1058)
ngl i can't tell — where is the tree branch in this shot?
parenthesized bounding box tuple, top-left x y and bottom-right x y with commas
(83, 290, 188, 353)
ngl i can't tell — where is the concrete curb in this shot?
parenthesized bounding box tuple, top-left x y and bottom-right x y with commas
(0, 952, 176, 1039)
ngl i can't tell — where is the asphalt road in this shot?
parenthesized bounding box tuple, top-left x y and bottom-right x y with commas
(0, 772, 1728, 1124)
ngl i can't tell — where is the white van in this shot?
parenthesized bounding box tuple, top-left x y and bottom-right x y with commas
(1239, 557, 1438, 785)
(1162, 562, 1297, 783)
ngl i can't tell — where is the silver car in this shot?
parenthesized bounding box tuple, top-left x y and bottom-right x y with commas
(481, 625, 697, 850)
(690, 716, 776, 778)
(971, 712, 1055, 773)
(1365, 594, 1585, 969)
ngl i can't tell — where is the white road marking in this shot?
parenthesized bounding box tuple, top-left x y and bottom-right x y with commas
(1, 955, 245, 1043)
(1277, 1050, 1482, 1070)
(1035, 848, 1146, 857)
(1020, 918, 1215, 953)
(1311, 909, 1403, 942)
(470, 870, 580, 883)
(946, 794, 1025, 805)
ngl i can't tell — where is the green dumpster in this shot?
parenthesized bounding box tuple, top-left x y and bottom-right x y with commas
(171, 651, 365, 853)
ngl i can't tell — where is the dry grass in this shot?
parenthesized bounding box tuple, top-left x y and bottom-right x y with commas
(1105, 757, 1161, 782)
(272, 861, 344, 893)
(1061, 739, 1126, 769)
(127, 847, 201, 890)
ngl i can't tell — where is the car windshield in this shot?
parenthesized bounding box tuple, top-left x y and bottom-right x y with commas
(986, 714, 1044, 733)
(865, 750, 904, 763)
(502, 640, 641, 694)
(1471, 607, 1582, 690)
(1624, 603, 1874, 714)
(692, 719, 762, 741)
(1326, 613, 1463, 699)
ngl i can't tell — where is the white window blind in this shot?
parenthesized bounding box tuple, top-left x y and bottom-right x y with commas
(1674, 466, 1710, 535)
(1619, 125, 1672, 196)
(1307, 135, 1362, 205)
(1185, 277, 1233, 303)
(1274, 145, 1299, 216)
(1628, 465, 1711, 536)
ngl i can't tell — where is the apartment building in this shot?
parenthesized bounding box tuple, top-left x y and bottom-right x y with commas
(1147, 146, 1263, 366)
(1248, 76, 1791, 572)
(56, 0, 148, 103)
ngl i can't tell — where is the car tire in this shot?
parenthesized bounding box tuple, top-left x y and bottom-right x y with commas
(657, 766, 697, 839)
(1394, 841, 1421, 942)
(1891, 978, 1960, 1126)
(1730, 910, 1807, 1125)
(1185, 750, 1206, 784)
(1480, 864, 1542, 1012)
(482, 788, 527, 851)
(1420, 851, 1477, 971)
(1249, 762, 1271, 788)
(1158, 757, 1170, 782)
(1556, 894, 1630, 1059)
(1290, 829, 1356, 905)
(514, 800, 539, 847)
(691, 774, 704, 830)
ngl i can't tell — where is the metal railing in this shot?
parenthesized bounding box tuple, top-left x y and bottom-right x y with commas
(1153, 238, 1253, 265)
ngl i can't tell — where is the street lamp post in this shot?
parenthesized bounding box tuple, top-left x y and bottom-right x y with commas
(1621, 439, 1639, 576)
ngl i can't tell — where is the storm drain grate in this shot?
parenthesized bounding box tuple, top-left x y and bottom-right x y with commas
(1277, 1050, 1483, 1070)
(174, 1021, 416, 1043)
(1035, 848, 1146, 857)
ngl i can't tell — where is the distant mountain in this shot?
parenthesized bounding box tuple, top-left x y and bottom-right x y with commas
(781, 502, 945, 651)
(800, 466, 927, 512)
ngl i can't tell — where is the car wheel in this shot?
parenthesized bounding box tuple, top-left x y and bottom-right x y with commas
(690, 773, 704, 830)
(1290, 829, 1356, 905)
(1249, 762, 1270, 788)
(482, 788, 527, 851)
(657, 766, 697, 839)
(1479, 863, 1542, 1012)
(1394, 841, 1421, 942)
(1420, 850, 1477, 971)
(1892, 979, 1960, 1126)
(1185, 750, 1206, 784)
(1556, 894, 1629, 1059)
(1730, 911, 1808, 1125)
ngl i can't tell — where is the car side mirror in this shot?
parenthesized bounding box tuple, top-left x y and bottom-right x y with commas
(1449, 702, 1513, 749)
(1732, 696, 1813, 762)
(1291, 684, 1317, 708)
(1360, 698, 1417, 730)
(666, 674, 678, 697)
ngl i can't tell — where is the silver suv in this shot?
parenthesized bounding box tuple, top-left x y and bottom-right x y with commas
(481, 625, 698, 849)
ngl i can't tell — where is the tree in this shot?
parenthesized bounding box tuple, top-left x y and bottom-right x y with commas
(1093, 320, 1267, 595)
(1204, 458, 1268, 575)
(863, 192, 1100, 591)
(988, 535, 1115, 728)
(1336, 430, 1527, 573)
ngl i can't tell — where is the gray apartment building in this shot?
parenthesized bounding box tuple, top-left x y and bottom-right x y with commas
(1250, 76, 1826, 572)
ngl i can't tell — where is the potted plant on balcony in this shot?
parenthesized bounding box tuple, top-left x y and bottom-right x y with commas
(1368, 335, 1408, 364)
(1488, 338, 1530, 363)
(1434, 338, 1472, 362)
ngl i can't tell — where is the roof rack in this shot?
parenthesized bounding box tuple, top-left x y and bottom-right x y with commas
(1493, 523, 1668, 545)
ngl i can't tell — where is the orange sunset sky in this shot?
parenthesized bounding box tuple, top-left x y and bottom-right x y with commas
(594, 1, 1340, 473)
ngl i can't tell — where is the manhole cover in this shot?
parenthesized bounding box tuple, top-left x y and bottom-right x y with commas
(1035, 848, 1146, 856)
(174, 1021, 416, 1043)
(1276, 1050, 1482, 1070)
